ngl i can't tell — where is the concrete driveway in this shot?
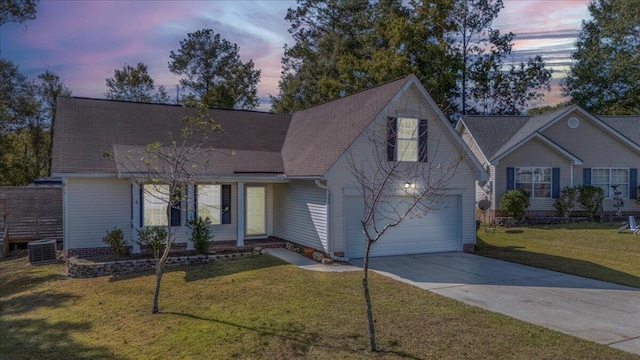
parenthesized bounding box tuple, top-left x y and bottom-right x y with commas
(350, 252, 640, 356)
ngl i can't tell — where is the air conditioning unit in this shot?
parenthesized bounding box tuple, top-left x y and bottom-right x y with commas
(28, 239, 58, 265)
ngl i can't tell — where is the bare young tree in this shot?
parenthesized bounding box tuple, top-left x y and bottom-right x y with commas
(346, 109, 466, 351)
(105, 100, 220, 313)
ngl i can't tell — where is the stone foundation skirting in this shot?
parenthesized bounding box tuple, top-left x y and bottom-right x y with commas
(67, 251, 260, 278)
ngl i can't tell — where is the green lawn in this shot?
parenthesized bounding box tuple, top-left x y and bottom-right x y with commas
(1, 255, 638, 359)
(476, 222, 640, 288)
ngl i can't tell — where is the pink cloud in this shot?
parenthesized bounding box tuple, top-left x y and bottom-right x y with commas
(3, 0, 583, 109)
(496, 0, 590, 34)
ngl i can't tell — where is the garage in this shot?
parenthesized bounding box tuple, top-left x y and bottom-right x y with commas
(345, 195, 461, 258)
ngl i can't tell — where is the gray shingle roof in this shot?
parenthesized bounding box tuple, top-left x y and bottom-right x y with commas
(282, 75, 414, 176)
(52, 97, 291, 175)
(461, 107, 640, 163)
(112, 145, 284, 176)
(459, 115, 531, 160)
(599, 115, 640, 146)
(52, 75, 437, 178)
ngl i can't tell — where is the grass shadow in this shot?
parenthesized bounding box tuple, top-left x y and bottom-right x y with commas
(475, 238, 640, 288)
(504, 230, 524, 234)
(0, 258, 67, 298)
(0, 291, 80, 316)
(0, 317, 127, 360)
(0, 258, 125, 360)
(162, 311, 423, 359)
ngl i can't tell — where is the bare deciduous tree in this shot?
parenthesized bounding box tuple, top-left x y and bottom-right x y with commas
(346, 111, 466, 351)
(105, 100, 220, 314)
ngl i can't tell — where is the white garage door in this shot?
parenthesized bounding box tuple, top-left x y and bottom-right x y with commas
(345, 195, 460, 258)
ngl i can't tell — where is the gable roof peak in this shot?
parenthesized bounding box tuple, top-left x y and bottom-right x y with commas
(281, 74, 418, 176)
(297, 74, 416, 113)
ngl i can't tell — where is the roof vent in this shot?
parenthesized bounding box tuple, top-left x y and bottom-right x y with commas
(567, 117, 579, 129)
(28, 239, 58, 265)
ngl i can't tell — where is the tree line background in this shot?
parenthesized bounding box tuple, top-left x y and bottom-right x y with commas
(1, 0, 637, 186)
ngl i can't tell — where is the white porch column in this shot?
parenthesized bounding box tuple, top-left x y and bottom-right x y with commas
(236, 181, 245, 247)
(570, 161, 574, 187)
(186, 185, 195, 251)
(131, 184, 141, 254)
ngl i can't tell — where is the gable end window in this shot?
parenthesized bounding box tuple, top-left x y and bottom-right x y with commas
(142, 184, 181, 226)
(386, 117, 427, 162)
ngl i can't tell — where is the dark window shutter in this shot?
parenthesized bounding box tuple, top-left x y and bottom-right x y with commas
(506, 167, 515, 190)
(583, 168, 591, 185)
(552, 168, 560, 198)
(630, 169, 637, 199)
(418, 119, 428, 162)
(170, 190, 181, 227)
(221, 185, 232, 224)
(386, 117, 397, 161)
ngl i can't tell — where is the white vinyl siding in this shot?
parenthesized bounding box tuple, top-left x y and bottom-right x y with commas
(65, 177, 132, 249)
(273, 180, 327, 251)
(326, 84, 477, 256)
(459, 126, 493, 205)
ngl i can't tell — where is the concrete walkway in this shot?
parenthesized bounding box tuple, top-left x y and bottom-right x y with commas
(265, 248, 359, 272)
(267, 248, 640, 355)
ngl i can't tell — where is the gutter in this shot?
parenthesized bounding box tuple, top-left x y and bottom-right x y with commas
(314, 179, 349, 262)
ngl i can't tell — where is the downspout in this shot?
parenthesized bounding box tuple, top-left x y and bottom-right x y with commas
(315, 179, 349, 262)
(62, 177, 68, 258)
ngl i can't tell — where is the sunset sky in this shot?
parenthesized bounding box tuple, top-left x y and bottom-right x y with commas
(2, 0, 591, 111)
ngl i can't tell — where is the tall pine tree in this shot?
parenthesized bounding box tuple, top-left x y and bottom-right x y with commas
(563, 0, 639, 114)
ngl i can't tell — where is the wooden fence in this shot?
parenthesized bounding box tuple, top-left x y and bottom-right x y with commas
(0, 186, 63, 257)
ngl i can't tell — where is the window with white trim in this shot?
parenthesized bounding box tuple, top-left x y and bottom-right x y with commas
(397, 117, 418, 162)
(143, 184, 169, 226)
(515, 167, 551, 198)
(197, 184, 221, 224)
(592, 168, 628, 199)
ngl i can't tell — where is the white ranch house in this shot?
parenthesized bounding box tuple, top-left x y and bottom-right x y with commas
(52, 75, 487, 259)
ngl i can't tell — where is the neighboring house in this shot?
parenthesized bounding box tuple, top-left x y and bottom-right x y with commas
(52, 74, 487, 259)
(456, 105, 640, 219)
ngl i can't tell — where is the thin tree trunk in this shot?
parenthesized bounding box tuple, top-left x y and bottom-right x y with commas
(152, 204, 174, 314)
(362, 239, 376, 352)
(152, 262, 164, 313)
(151, 236, 171, 313)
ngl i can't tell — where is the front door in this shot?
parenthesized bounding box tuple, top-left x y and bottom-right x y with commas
(246, 186, 266, 236)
